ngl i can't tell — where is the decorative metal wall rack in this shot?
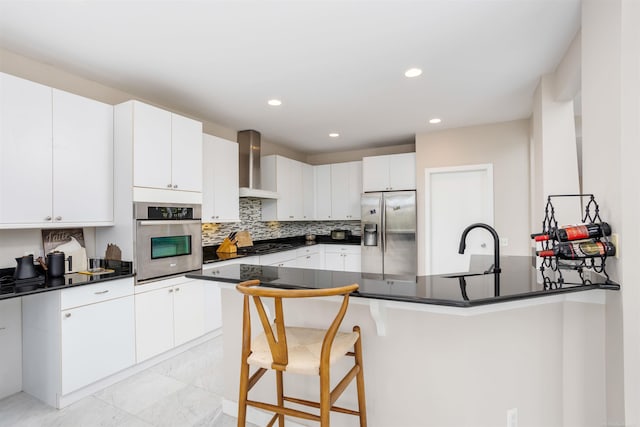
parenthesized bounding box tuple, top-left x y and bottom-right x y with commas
(537, 194, 611, 289)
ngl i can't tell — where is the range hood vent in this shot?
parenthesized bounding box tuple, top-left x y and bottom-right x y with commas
(238, 130, 279, 199)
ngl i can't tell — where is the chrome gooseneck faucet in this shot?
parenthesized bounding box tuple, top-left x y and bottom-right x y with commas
(458, 223, 501, 295)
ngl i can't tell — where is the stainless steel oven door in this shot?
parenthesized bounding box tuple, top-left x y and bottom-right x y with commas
(135, 219, 202, 283)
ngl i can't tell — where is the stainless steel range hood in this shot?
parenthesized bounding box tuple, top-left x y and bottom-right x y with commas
(238, 130, 279, 199)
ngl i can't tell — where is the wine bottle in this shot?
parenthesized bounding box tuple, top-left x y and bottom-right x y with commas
(537, 241, 616, 259)
(532, 222, 611, 242)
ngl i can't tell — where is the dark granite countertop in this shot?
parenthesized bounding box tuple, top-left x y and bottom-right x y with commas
(203, 235, 361, 264)
(187, 255, 620, 307)
(0, 260, 134, 301)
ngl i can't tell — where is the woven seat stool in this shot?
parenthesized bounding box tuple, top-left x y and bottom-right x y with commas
(236, 279, 367, 427)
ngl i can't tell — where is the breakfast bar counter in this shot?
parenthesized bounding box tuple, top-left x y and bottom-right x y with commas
(187, 256, 617, 427)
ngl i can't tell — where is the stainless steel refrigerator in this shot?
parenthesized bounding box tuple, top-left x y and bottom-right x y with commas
(361, 191, 417, 279)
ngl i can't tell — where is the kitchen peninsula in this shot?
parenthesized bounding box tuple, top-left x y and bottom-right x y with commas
(188, 258, 618, 427)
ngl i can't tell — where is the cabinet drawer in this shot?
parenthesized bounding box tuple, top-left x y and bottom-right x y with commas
(323, 244, 361, 255)
(296, 245, 322, 257)
(259, 250, 297, 266)
(61, 278, 134, 310)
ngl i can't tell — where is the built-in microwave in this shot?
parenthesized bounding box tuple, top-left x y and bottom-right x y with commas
(134, 202, 202, 284)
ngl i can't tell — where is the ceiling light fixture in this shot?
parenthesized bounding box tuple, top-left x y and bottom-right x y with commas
(404, 68, 422, 78)
(329, 133, 340, 138)
(267, 99, 282, 106)
(429, 118, 442, 124)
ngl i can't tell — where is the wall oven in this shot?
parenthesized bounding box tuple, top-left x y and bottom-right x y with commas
(134, 202, 202, 284)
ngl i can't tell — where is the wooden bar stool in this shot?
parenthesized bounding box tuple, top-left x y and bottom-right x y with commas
(236, 279, 367, 427)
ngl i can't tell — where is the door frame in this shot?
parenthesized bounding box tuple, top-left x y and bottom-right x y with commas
(424, 163, 494, 275)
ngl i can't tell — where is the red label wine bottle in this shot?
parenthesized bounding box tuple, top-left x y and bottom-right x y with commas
(532, 222, 611, 242)
(537, 241, 616, 259)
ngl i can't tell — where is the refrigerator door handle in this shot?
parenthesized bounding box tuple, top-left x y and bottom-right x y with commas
(382, 196, 386, 253)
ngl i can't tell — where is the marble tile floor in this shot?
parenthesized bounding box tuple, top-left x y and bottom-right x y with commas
(0, 335, 258, 427)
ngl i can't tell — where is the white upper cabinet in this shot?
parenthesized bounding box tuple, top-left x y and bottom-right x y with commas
(261, 155, 304, 221)
(129, 101, 202, 200)
(132, 102, 172, 190)
(52, 89, 114, 224)
(314, 164, 332, 220)
(362, 153, 416, 192)
(0, 72, 114, 228)
(202, 134, 239, 222)
(331, 161, 362, 220)
(302, 163, 315, 220)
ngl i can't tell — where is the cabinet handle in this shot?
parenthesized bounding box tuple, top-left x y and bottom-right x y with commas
(94, 290, 109, 295)
(0, 326, 6, 330)
(173, 184, 178, 189)
(169, 289, 174, 293)
(45, 216, 52, 221)
(175, 287, 180, 292)
(167, 184, 173, 188)
(306, 256, 311, 259)
(55, 216, 62, 221)
(64, 313, 71, 318)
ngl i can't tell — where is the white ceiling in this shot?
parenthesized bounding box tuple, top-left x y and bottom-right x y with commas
(0, 0, 581, 154)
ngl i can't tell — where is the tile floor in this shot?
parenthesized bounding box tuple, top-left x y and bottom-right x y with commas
(0, 335, 258, 427)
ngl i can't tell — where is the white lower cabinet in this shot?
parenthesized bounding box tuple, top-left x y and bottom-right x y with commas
(296, 245, 324, 269)
(22, 278, 135, 408)
(0, 298, 22, 400)
(135, 277, 205, 363)
(61, 296, 135, 394)
(324, 245, 362, 272)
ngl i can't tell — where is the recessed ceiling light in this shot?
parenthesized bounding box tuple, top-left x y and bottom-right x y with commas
(429, 118, 442, 124)
(267, 99, 282, 106)
(404, 68, 422, 78)
(329, 133, 340, 138)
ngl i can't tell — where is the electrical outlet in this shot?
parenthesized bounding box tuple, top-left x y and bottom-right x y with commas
(610, 233, 619, 258)
(507, 408, 518, 427)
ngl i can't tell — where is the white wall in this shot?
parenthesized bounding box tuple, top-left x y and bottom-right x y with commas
(581, 0, 640, 425)
(415, 120, 530, 275)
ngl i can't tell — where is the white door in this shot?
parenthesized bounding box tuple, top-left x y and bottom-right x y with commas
(425, 164, 494, 275)
(362, 155, 389, 192)
(173, 280, 205, 346)
(135, 287, 174, 362)
(302, 163, 315, 220)
(203, 134, 239, 222)
(314, 165, 332, 220)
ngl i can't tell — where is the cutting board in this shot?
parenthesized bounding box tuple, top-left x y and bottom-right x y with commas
(235, 230, 253, 248)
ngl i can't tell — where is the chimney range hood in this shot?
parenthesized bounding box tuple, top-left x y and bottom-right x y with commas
(238, 130, 279, 199)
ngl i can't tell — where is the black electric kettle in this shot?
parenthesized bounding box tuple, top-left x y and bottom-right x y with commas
(14, 255, 38, 279)
(37, 251, 72, 278)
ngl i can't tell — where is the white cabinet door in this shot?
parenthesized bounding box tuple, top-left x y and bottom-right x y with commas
(331, 161, 361, 220)
(388, 153, 416, 191)
(343, 253, 361, 272)
(324, 252, 344, 271)
(262, 155, 304, 221)
(203, 134, 239, 222)
(362, 156, 389, 192)
(133, 101, 172, 190)
(297, 252, 322, 269)
(173, 280, 205, 346)
(0, 73, 53, 224)
(203, 283, 222, 333)
(52, 89, 114, 224)
(61, 296, 135, 394)
(171, 114, 202, 192)
(0, 298, 21, 399)
(135, 286, 175, 362)
(314, 165, 332, 220)
(302, 163, 315, 220)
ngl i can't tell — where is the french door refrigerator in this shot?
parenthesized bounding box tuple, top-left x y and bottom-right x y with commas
(361, 191, 417, 279)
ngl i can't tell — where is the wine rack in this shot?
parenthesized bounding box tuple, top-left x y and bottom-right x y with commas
(537, 194, 612, 289)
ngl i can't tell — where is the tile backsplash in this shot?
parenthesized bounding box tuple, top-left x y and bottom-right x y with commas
(202, 198, 360, 245)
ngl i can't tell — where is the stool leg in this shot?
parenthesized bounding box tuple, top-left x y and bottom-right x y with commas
(320, 365, 331, 426)
(276, 370, 285, 427)
(238, 359, 250, 427)
(353, 326, 368, 427)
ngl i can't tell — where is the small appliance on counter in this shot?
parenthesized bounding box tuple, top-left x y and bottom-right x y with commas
(330, 229, 351, 241)
(14, 255, 39, 280)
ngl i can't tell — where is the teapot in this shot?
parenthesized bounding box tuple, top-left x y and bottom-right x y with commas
(14, 255, 38, 280)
